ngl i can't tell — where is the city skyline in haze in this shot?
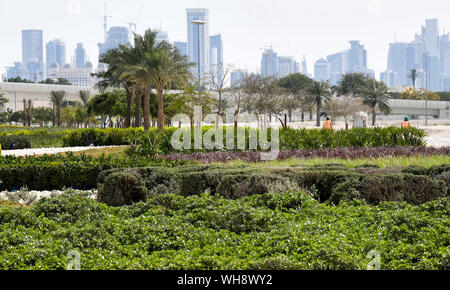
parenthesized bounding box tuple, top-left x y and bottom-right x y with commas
(1, 0, 450, 79)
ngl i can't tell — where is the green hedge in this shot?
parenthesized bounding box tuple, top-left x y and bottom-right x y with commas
(0, 153, 189, 191)
(0, 135, 31, 150)
(0, 126, 426, 151)
(97, 164, 449, 206)
(0, 191, 448, 269)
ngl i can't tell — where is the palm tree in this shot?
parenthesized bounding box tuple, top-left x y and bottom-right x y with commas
(308, 81, 332, 127)
(359, 79, 392, 126)
(50, 91, 66, 126)
(79, 90, 90, 106)
(120, 30, 159, 130)
(408, 69, 419, 91)
(125, 30, 192, 131)
(95, 43, 141, 128)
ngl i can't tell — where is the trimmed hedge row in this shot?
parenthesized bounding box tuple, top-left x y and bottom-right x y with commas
(63, 126, 427, 152)
(96, 164, 449, 206)
(0, 153, 189, 191)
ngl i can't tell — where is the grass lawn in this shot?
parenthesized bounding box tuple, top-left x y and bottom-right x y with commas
(229, 155, 450, 169)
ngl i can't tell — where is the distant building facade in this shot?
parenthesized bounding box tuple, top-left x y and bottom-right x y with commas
(314, 58, 330, 81)
(187, 8, 210, 84)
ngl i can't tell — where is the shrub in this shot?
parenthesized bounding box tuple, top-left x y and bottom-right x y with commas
(0, 135, 32, 150)
(330, 174, 447, 205)
(97, 170, 148, 206)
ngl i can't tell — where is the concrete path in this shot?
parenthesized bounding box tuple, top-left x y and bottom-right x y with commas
(1, 146, 117, 157)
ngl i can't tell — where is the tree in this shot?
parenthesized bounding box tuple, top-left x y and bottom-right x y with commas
(125, 31, 192, 132)
(0, 94, 8, 108)
(166, 85, 215, 128)
(50, 91, 66, 126)
(324, 96, 367, 129)
(208, 65, 231, 127)
(408, 69, 419, 91)
(308, 81, 332, 127)
(401, 87, 439, 101)
(79, 90, 90, 106)
(358, 79, 392, 126)
(278, 73, 314, 122)
(87, 90, 127, 128)
(334, 73, 371, 97)
(32, 107, 52, 126)
(61, 106, 77, 127)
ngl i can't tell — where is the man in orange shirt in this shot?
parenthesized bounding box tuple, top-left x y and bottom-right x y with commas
(323, 117, 333, 130)
(401, 116, 411, 129)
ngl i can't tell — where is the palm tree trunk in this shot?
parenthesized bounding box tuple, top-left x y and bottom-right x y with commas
(52, 104, 56, 126)
(57, 107, 61, 127)
(316, 99, 321, 127)
(371, 107, 376, 126)
(157, 88, 164, 132)
(125, 87, 133, 128)
(143, 87, 150, 131)
(135, 89, 142, 127)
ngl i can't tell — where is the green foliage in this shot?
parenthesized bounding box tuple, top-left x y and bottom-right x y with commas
(0, 191, 447, 270)
(0, 153, 189, 191)
(98, 163, 449, 205)
(0, 135, 31, 150)
(97, 170, 148, 206)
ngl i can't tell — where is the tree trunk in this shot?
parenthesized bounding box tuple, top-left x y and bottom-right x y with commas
(23, 100, 26, 127)
(301, 108, 305, 123)
(143, 88, 150, 131)
(125, 87, 133, 128)
(52, 104, 56, 126)
(316, 100, 321, 127)
(309, 109, 313, 121)
(135, 90, 142, 127)
(56, 104, 61, 127)
(284, 114, 287, 129)
(157, 88, 164, 132)
(372, 107, 376, 126)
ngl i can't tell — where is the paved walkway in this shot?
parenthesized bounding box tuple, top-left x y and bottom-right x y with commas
(1, 146, 117, 157)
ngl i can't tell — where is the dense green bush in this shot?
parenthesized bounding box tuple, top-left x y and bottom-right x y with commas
(0, 153, 189, 191)
(97, 164, 449, 205)
(62, 128, 144, 147)
(61, 126, 428, 154)
(97, 170, 148, 206)
(0, 135, 32, 150)
(0, 191, 448, 270)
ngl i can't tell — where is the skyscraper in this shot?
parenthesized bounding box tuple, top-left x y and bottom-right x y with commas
(187, 8, 210, 83)
(156, 31, 169, 44)
(46, 39, 66, 73)
(386, 42, 408, 87)
(98, 26, 129, 59)
(314, 58, 330, 81)
(210, 34, 223, 81)
(22, 30, 44, 81)
(327, 51, 348, 85)
(231, 69, 247, 87)
(75, 43, 87, 69)
(348, 40, 367, 73)
(277, 56, 296, 78)
(261, 48, 278, 78)
(174, 41, 188, 56)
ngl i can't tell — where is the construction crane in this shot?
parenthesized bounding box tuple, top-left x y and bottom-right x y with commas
(91, 3, 113, 40)
(125, 4, 145, 42)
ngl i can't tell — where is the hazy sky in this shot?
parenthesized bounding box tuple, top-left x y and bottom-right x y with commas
(1, 0, 450, 78)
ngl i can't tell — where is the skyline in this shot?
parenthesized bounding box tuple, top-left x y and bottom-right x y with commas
(2, 0, 450, 78)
